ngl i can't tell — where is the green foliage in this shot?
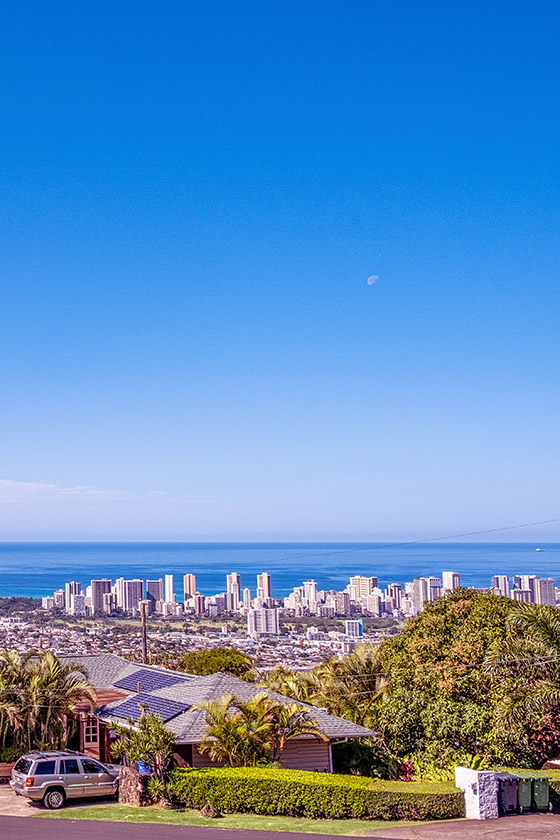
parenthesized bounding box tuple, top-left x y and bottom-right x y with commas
(173, 647, 254, 680)
(374, 589, 527, 765)
(0, 649, 95, 752)
(195, 691, 326, 767)
(168, 767, 464, 821)
(110, 711, 176, 782)
(0, 598, 41, 616)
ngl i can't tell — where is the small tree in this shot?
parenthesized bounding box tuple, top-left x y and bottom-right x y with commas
(110, 710, 176, 783)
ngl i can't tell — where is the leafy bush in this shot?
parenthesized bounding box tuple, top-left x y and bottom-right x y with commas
(168, 767, 464, 821)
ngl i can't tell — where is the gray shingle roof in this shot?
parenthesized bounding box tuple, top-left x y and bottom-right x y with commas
(74, 653, 374, 742)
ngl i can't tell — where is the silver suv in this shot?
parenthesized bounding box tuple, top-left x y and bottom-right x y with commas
(11, 749, 120, 809)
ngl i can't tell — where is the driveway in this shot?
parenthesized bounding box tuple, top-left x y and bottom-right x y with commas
(0, 783, 39, 816)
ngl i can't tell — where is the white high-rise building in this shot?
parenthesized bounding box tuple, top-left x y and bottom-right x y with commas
(442, 571, 460, 592)
(349, 576, 378, 599)
(247, 605, 279, 636)
(491, 575, 510, 598)
(303, 579, 318, 605)
(256, 572, 271, 602)
(412, 577, 429, 613)
(226, 572, 241, 609)
(65, 581, 81, 611)
(242, 587, 252, 608)
(164, 574, 175, 603)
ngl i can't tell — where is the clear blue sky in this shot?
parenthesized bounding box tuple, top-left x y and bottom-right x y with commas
(1, 1, 559, 540)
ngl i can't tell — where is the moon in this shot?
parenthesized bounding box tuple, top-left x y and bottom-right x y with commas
(367, 275, 379, 286)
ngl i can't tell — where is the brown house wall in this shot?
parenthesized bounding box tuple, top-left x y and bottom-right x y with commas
(191, 738, 332, 773)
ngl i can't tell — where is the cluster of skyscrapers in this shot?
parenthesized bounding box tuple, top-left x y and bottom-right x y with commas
(42, 569, 559, 636)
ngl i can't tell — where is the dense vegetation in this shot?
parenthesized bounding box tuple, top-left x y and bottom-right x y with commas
(156, 646, 254, 679)
(168, 767, 464, 821)
(0, 650, 94, 760)
(261, 590, 560, 776)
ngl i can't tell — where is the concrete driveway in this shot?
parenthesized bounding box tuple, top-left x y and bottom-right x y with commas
(0, 783, 39, 816)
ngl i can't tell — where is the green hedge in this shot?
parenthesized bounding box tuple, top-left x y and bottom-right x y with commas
(168, 767, 464, 821)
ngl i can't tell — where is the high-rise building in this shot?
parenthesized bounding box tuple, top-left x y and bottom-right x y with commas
(491, 575, 510, 598)
(115, 577, 126, 609)
(442, 572, 460, 592)
(183, 573, 196, 600)
(256, 572, 271, 602)
(146, 579, 163, 608)
(303, 579, 318, 605)
(535, 577, 556, 607)
(335, 591, 350, 615)
(242, 587, 252, 608)
(385, 583, 402, 609)
(193, 593, 205, 614)
(247, 605, 279, 636)
(69, 593, 86, 617)
(520, 575, 537, 602)
(427, 577, 441, 601)
(226, 572, 241, 609)
(345, 619, 364, 638)
(91, 579, 111, 614)
(412, 577, 429, 613)
(512, 588, 532, 603)
(65, 581, 81, 611)
(53, 589, 65, 609)
(349, 576, 378, 599)
(164, 574, 175, 603)
(123, 579, 144, 613)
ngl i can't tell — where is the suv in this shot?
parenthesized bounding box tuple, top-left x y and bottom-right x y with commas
(11, 750, 120, 809)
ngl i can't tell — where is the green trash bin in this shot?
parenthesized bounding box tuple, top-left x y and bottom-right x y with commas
(517, 775, 533, 812)
(532, 776, 550, 812)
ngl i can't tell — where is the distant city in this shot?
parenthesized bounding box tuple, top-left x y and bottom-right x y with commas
(41, 570, 558, 640)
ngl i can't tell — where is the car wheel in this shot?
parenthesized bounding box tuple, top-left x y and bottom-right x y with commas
(44, 788, 66, 810)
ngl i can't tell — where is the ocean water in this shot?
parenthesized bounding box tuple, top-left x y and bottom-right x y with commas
(0, 542, 559, 600)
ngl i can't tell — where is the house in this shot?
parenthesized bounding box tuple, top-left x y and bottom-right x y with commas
(62, 653, 373, 773)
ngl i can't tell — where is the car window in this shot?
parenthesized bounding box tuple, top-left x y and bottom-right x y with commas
(35, 760, 57, 775)
(61, 759, 80, 774)
(81, 759, 104, 774)
(14, 758, 32, 774)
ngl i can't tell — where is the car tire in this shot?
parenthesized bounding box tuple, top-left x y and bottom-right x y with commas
(43, 788, 66, 810)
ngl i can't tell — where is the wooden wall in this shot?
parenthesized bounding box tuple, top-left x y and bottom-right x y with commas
(191, 738, 332, 773)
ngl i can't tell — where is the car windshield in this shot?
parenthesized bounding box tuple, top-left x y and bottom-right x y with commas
(81, 759, 104, 774)
(13, 758, 32, 774)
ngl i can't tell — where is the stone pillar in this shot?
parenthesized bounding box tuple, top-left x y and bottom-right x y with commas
(118, 765, 151, 807)
(454, 767, 499, 820)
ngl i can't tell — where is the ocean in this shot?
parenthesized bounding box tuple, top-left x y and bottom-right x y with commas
(0, 542, 559, 600)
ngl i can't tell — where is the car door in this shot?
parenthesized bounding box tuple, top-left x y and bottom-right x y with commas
(60, 758, 84, 797)
(79, 757, 115, 796)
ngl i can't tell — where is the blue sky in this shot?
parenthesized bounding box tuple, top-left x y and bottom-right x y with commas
(1, 1, 559, 540)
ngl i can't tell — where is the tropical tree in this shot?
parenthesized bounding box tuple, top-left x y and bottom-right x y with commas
(195, 691, 325, 767)
(110, 710, 176, 782)
(0, 649, 94, 752)
(485, 603, 560, 732)
(172, 647, 254, 680)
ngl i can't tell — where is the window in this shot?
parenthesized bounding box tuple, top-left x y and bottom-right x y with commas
(61, 759, 80, 774)
(81, 759, 104, 774)
(84, 716, 99, 745)
(35, 761, 56, 775)
(14, 758, 32, 774)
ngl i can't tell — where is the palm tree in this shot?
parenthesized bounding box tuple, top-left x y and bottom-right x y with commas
(196, 694, 271, 767)
(485, 603, 560, 727)
(195, 692, 326, 767)
(0, 649, 95, 751)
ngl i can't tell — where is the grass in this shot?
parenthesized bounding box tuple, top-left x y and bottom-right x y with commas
(38, 802, 435, 835)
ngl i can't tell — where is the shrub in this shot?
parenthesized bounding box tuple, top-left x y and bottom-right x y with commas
(168, 767, 464, 821)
